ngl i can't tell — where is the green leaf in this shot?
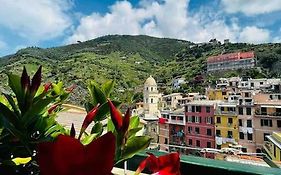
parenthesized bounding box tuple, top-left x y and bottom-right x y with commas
(94, 100, 121, 121)
(84, 102, 94, 113)
(91, 122, 103, 136)
(2, 93, 20, 117)
(81, 134, 98, 145)
(88, 81, 107, 105)
(0, 102, 20, 128)
(117, 136, 151, 164)
(7, 74, 24, 109)
(52, 82, 63, 95)
(22, 97, 56, 126)
(127, 127, 143, 139)
(129, 116, 140, 129)
(102, 80, 115, 97)
(107, 118, 115, 133)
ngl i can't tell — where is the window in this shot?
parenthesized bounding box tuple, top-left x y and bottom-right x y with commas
(228, 118, 233, 124)
(261, 119, 273, 127)
(239, 132, 244, 139)
(187, 116, 192, 123)
(245, 92, 250, 97)
(192, 106, 195, 112)
(188, 126, 192, 133)
(207, 129, 212, 136)
(164, 138, 168, 144)
(195, 127, 200, 134)
(206, 117, 212, 124)
(274, 145, 276, 157)
(151, 98, 153, 103)
(247, 133, 253, 140)
(239, 107, 243, 115)
(207, 142, 211, 148)
(261, 107, 267, 114)
(239, 119, 242, 126)
(277, 120, 281, 128)
(206, 106, 211, 113)
(222, 91, 227, 95)
(196, 140, 200, 147)
(217, 145, 221, 149)
(188, 139, 192, 146)
(151, 87, 153, 91)
(196, 106, 201, 112)
(220, 107, 224, 112)
(264, 133, 270, 141)
(192, 116, 195, 123)
(216, 130, 221, 136)
(246, 108, 251, 115)
(228, 131, 233, 138)
(195, 116, 201, 123)
(247, 120, 252, 127)
(216, 117, 221, 123)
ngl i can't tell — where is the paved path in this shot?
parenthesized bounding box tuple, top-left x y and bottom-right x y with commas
(57, 110, 88, 133)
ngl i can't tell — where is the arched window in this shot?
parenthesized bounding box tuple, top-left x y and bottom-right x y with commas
(151, 87, 153, 91)
(151, 98, 153, 103)
(146, 87, 149, 91)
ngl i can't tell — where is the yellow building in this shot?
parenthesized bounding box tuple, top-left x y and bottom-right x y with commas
(215, 102, 239, 149)
(207, 88, 228, 101)
(264, 132, 281, 161)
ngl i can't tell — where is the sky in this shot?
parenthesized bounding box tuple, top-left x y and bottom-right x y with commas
(0, 0, 281, 56)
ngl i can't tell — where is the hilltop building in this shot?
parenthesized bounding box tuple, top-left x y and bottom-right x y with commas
(207, 51, 256, 72)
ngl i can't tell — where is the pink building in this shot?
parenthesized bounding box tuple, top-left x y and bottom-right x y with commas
(185, 101, 218, 150)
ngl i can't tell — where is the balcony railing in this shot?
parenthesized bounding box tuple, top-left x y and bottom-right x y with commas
(117, 150, 281, 175)
(169, 119, 185, 125)
(255, 111, 281, 117)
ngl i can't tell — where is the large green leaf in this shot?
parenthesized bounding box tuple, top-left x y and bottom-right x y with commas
(102, 80, 115, 97)
(3, 93, 20, 117)
(129, 116, 140, 129)
(127, 127, 143, 139)
(91, 122, 103, 136)
(88, 81, 107, 105)
(117, 136, 151, 164)
(22, 97, 56, 126)
(7, 74, 24, 109)
(107, 118, 115, 133)
(0, 102, 20, 129)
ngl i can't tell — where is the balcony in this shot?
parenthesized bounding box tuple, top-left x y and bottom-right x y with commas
(168, 119, 185, 125)
(255, 111, 281, 117)
(117, 150, 281, 175)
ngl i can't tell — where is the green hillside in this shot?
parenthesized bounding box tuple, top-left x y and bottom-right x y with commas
(0, 35, 281, 105)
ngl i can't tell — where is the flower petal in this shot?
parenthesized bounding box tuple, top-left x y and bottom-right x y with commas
(121, 108, 130, 134)
(85, 132, 116, 175)
(43, 82, 52, 93)
(108, 99, 123, 131)
(157, 152, 181, 175)
(21, 66, 30, 92)
(78, 104, 100, 139)
(30, 66, 42, 95)
(38, 135, 84, 175)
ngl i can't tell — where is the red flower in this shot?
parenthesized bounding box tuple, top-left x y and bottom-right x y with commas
(43, 82, 52, 93)
(48, 104, 59, 114)
(78, 104, 100, 139)
(136, 152, 181, 175)
(38, 132, 116, 175)
(158, 118, 167, 124)
(108, 99, 130, 134)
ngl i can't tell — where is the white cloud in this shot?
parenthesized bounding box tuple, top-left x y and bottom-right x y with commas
(0, 0, 73, 41)
(221, 0, 281, 15)
(67, 0, 272, 44)
(239, 26, 270, 43)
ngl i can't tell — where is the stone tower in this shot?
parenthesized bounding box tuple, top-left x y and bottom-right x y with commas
(143, 75, 160, 119)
